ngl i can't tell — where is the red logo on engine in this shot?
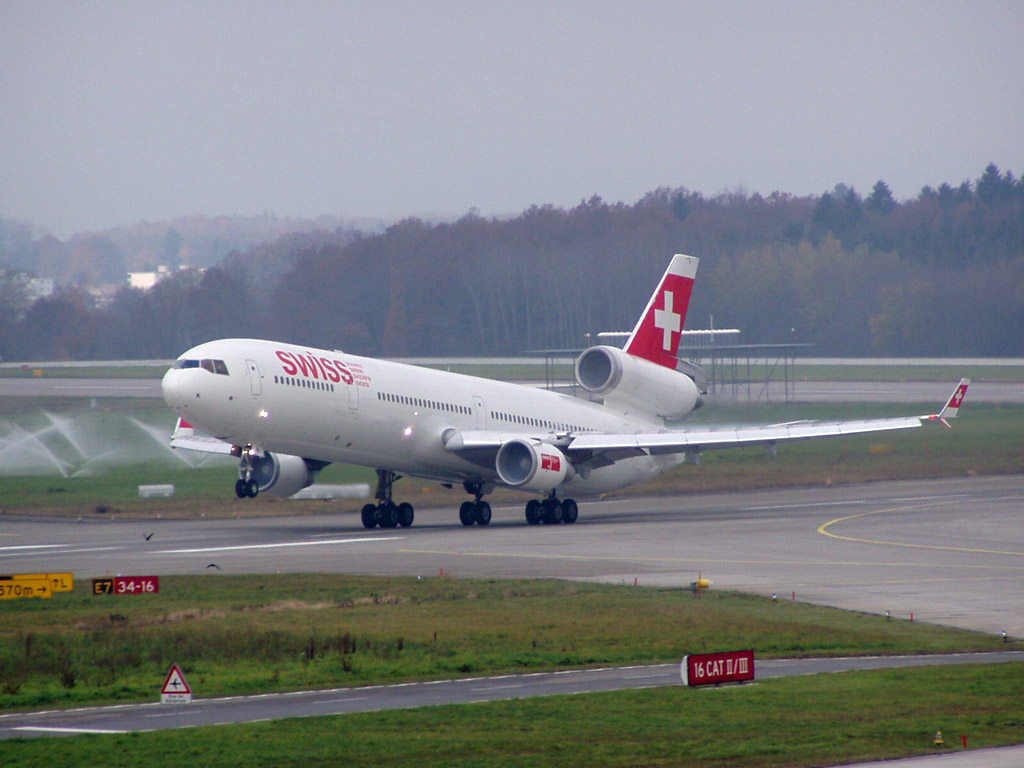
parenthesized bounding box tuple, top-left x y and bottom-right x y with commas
(541, 454, 560, 472)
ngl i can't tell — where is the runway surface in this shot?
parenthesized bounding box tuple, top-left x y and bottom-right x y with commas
(3, 475, 1023, 756)
(3, 652, 1022, 741)
(3, 475, 1022, 637)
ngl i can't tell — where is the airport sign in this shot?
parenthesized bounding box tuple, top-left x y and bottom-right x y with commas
(160, 663, 193, 704)
(681, 649, 755, 687)
(0, 573, 74, 600)
(92, 576, 159, 596)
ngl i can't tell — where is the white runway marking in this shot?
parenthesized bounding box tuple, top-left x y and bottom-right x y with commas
(156, 537, 400, 554)
(13, 726, 127, 734)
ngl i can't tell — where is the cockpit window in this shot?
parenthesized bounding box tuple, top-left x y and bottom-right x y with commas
(173, 358, 229, 375)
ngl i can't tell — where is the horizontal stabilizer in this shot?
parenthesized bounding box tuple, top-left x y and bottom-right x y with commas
(169, 417, 235, 455)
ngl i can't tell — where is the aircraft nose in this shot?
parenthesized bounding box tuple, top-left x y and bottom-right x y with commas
(161, 367, 182, 408)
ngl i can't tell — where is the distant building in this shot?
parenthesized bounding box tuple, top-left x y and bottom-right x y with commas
(126, 264, 205, 291)
(25, 277, 55, 301)
(127, 265, 172, 290)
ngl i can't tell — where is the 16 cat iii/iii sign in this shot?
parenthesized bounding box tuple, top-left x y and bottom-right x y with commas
(682, 650, 755, 686)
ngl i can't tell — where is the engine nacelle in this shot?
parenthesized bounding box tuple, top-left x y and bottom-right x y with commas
(495, 440, 572, 492)
(251, 452, 316, 498)
(575, 345, 702, 418)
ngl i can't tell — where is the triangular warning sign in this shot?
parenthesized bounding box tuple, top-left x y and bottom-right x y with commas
(161, 663, 193, 703)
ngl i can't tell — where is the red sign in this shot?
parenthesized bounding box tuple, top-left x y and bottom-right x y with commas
(161, 663, 193, 703)
(114, 576, 159, 595)
(682, 649, 755, 686)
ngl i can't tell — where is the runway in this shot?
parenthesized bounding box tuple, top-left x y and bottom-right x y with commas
(3, 475, 1023, 755)
(3, 652, 1022, 741)
(3, 475, 1022, 637)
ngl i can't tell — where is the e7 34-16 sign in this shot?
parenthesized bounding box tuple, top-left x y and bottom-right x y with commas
(681, 650, 755, 687)
(92, 576, 159, 595)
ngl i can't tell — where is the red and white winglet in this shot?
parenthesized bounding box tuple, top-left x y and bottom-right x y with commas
(926, 378, 971, 429)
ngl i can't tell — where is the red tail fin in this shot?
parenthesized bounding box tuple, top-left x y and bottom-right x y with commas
(624, 254, 699, 368)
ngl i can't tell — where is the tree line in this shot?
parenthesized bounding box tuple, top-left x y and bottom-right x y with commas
(1, 163, 1022, 361)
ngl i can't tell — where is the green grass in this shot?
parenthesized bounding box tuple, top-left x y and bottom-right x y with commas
(1, 664, 1022, 767)
(790, 363, 1023, 382)
(0, 576, 1013, 711)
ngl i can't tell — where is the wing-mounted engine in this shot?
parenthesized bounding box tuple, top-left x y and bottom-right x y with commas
(250, 452, 317, 497)
(575, 345, 703, 418)
(495, 440, 573, 492)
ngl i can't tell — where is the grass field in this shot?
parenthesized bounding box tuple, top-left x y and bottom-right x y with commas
(0, 576, 1015, 712)
(3, 663, 1023, 768)
(0, 576, 1021, 766)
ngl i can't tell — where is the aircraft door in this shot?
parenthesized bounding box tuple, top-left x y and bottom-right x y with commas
(473, 396, 486, 429)
(246, 360, 262, 396)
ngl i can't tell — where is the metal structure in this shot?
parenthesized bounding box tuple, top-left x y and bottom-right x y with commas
(539, 329, 808, 403)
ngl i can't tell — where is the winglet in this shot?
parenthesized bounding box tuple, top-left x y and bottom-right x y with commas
(925, 378, 971, 429)
(623, 254, 699, 369)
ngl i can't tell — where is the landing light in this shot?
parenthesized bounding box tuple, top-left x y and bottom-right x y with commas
(403, 426, 413, 437)
(258, 409, 269, 419)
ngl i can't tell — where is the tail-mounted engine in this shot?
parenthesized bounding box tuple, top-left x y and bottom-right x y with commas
(249, 452, 317, 497)
(575, 345, 703, 418)
(495, 440, 573, 492)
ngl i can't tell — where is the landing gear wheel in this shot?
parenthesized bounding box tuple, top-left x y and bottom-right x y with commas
(235, 479, 248, 498)
(541, 498, 562, 524)
(361, 503, 378, 529)
(459, 501, 476, 526)
(378, 502, 399, 529)
(525, 499, 541, 525)
(473, 501, 492, 526)
(561, 498, 578, 524)
(245, 478, 259, 498)
(398, 502, 415, 528)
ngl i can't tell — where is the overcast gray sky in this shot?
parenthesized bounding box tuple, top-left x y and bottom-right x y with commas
(2, 1, 1022, 238)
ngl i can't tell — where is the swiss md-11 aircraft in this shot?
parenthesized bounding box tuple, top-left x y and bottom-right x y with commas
(162, 254, 970, 529)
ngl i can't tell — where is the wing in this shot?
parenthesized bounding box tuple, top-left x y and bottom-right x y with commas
(168, 417, 237, 455)
(569, 378, 971, 466)
(443, 379, 971, 469)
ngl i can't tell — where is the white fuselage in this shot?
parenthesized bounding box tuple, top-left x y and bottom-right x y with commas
(161, 338, 685, 496)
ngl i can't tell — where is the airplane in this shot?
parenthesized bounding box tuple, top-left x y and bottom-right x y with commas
(161, 254, 970, 529)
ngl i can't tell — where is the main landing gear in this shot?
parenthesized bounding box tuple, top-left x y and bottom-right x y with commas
(361, 469, 415, 529)
(524, 494, 578, 525)
(459, 480, 492, 526)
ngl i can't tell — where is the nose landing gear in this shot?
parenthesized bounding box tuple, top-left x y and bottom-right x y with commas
(235, 446, 259, 498)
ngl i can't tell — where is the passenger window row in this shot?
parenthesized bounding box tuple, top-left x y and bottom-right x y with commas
(376, 391, 471, 415)
(490, 411, 584, 433)
(274, 375, 335, 392)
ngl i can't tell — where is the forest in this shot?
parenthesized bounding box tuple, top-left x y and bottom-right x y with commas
(1, 163, 1022, 361)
